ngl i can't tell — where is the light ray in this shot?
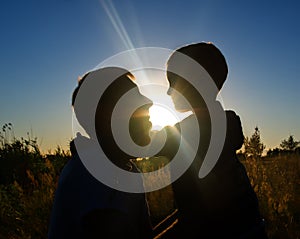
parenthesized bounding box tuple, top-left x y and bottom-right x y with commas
(100, 0, 134, 50)
(99, 0, 149, 85)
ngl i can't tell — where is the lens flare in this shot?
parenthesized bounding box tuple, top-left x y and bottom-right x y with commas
(149, 104, 179, 130)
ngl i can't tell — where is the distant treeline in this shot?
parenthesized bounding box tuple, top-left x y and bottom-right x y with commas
(237, 126, 300, 160)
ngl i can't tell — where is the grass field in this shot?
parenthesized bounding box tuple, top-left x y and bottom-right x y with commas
(242, 153, 300, 238)
(0, 137, 299, 238)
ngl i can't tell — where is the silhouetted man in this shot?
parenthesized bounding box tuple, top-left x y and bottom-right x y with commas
(48, 67, 153, 239)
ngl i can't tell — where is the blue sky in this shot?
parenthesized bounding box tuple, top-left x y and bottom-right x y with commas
(0, 0, 299, 152)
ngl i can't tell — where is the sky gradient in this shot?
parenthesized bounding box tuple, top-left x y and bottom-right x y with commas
(1, 0, 299, 152)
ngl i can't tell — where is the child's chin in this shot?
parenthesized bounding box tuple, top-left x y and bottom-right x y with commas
(139, 136, 151, 146)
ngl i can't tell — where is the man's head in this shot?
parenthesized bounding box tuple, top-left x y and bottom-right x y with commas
(72, 67, 152, 158)
(167, 42, 228, 111)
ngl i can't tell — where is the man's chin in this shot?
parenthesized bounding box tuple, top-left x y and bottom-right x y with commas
(139, 136, 151, 146)
(175, 106, 190, 113)
(132, 134, 151, 147)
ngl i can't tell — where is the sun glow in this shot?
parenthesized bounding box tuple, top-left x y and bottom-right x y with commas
(149, 104, 179, 130)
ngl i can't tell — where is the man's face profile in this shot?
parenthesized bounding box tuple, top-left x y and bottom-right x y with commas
(129, 102, 153, 146)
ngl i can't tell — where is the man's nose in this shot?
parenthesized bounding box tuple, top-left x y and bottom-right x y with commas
(167, 87, 173, 96)
(144, 103, 153, 111)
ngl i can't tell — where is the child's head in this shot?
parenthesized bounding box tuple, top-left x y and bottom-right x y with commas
(167, 42, 228, 91)
(166, 42, 228, 111)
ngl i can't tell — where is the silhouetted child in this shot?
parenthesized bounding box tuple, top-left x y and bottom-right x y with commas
(159, 42, 268, 238)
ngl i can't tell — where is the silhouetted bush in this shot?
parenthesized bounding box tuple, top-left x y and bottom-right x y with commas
(0, 135, 70, 239)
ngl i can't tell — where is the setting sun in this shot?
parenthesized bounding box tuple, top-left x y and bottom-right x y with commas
(149, 104, 179, 130)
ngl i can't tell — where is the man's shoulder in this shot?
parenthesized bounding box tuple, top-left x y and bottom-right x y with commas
(225, 110, 242, 127)
(225, 110, 239, 117)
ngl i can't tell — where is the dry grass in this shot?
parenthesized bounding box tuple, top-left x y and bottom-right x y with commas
(242, 153, 300, 238)
(1, 136, 299, 238)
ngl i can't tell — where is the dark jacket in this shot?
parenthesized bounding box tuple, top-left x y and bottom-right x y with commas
(159, 109, 267, 238)
(48, 137, 152, 239)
